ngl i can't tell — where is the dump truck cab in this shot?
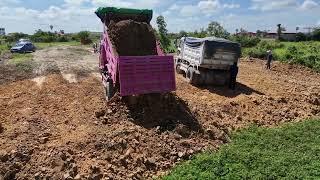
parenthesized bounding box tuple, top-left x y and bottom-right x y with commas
(176, 37, 241, 85)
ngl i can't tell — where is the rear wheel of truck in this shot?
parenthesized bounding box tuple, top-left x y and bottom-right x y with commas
(176, 64, 183, 74)
(105, 80, 115, 101)
(186, 67, 197, 85)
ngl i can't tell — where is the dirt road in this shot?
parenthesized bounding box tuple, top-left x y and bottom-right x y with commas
(0, 46, 319, 179)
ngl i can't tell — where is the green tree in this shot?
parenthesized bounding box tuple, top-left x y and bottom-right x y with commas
(5, 32, 28, 43)
(256, 30, 263, 37)
(31, 29, 58, 43)
(178, 30, 188, 38)
(277, 24, 286, 40)
(206, 21, 229, 38)
(199, 28, 208, 38)
(156, 15, 170, 52)
(296, 32, 307, 42)
(277, 24, 282, 40)
(312, 29, 320, 41)
(77, 31, 92, 45)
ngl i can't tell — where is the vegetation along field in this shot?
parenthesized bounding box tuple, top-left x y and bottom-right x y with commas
(243, 41, 320, 71)
(1, 3, 320, 179)
(165, 119, 320, 179)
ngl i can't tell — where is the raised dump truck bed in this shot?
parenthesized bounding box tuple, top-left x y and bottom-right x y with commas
(96, 7, 176, 100)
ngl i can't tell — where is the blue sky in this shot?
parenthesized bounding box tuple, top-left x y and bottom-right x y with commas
(0, 0, 319, 34)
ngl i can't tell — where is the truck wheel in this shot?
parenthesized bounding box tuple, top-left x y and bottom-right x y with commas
(176, 64, 183, 74)
(105, 80, 115, 101)
(186, 68, 197, 85)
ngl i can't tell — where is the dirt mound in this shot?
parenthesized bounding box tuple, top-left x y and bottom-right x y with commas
(0, 75, 219, 179)
(109, 93, 203, 135)
(108, 20, 157, 56)
(1, 49, 319, 179)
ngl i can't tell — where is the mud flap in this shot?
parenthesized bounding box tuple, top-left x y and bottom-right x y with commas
(105, 80, 116, 101)
(186, 67, 199, 85)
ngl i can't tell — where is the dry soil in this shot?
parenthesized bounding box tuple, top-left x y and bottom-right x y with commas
(0, 47, 319, 179)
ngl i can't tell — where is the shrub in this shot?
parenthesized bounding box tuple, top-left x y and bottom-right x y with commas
(57, 36, 69, 42)
(77, 31, 92, 45)
(230, 35, 261, 48)
(243, 41, 284, 59)
(245, 48, 266, 58)
(244, 41, 320, 71)
(5, 33, 29, 43)
(287, 45, 298, 54)
(312, 29, 320, 41)
(258, 40, 284, 50)
(296, 33, 307, 42)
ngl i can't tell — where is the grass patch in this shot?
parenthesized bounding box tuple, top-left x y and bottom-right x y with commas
(243, 41, 320, 71)
(9, 53, 35, 72)
(0, 44, 10, 55)
(34, 41, 81, 50)
(165, 119, 320, 179)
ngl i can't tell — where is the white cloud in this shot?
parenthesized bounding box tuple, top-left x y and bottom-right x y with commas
(0, 0, 319, 35)
(300, 0, 319, 10)
(64, 0, 90, 6)
(180, 5, 199, 16)
(90, 0, 160, 9)
(198, 0, 221, 13)
(175, 0, 239, 17)
(250, 0, 298, 11)
(0, 4, 99, 34)
(168, 4, 179, 11)
(90, 0, 132, 7)
(223, 3, 240, 9)
(0, 0, 20, 6)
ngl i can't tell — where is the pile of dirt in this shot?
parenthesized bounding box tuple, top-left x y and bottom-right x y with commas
(104, 14, 151, 26)
(0, 75, 220, 179)
(1, 49, 319, 179)
(108, 20, 157, 56)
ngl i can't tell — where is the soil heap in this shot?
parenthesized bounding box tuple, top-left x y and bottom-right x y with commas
(108, 20, 157, 56)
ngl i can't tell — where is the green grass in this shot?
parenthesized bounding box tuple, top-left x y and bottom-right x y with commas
(34, 41, 80, 50)
(243, 41, 320, 71)
(165, 119, 320, 180)
(10, 53, 33, 64)
(8, 53, 35, 72)
(0, 44, 9, 55)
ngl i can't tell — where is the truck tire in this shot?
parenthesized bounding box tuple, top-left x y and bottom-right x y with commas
(105, 79, 115, 101)
(176, 64, 183, 74)
(186, 67, 197, 85)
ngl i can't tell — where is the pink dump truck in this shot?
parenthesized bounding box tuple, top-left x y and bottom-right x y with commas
(95, 7, 176, 100)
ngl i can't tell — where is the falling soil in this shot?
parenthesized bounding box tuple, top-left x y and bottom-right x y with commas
(0, 47, 319, 179)
(108, 20, 157, 56)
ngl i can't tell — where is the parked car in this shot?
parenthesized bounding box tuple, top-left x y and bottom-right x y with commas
(10, 42, 36, 53)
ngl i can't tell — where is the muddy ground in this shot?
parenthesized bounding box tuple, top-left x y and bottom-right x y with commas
(0, 46, 319, 179)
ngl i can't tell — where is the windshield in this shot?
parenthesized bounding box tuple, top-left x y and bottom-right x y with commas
(15, 43, 26, 47)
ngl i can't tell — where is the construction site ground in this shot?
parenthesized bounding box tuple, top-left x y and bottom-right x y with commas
(0, 46, 319, 179)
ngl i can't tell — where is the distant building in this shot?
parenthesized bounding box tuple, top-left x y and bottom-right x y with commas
(265, 32, 298, 41)
(280, 33, 297, 41)
(264, 33, 277, 39)
(236, 31, 301, 41)
(0, 28, 5, 36)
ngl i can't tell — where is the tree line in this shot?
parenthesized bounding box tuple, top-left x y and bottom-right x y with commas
(1, 30, 98, 45)
(155, 15, 320, 52)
